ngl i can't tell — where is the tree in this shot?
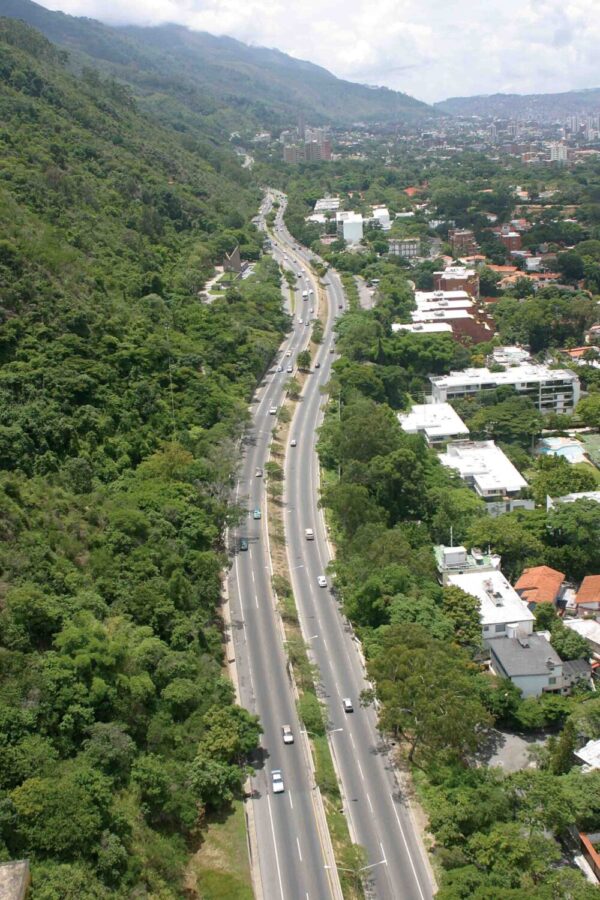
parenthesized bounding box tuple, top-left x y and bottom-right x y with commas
(529, 455, 597, 506)
(465, 511, 546, 580)
(368, 625, 492, 765)
(575, 393, 600, 428)
(556, 250, 584, 282)
(545, 499, 600, 580)
(468, 397, 542, 448)
(442, 585, 482, 651)
(297, 349, 311, 370)
(198, 705, 261, 764)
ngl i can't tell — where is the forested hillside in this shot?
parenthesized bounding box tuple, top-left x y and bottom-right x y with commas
(436, 87, 600, 121)
(0, 17, 286, 897)
(0, 0, 437, 129)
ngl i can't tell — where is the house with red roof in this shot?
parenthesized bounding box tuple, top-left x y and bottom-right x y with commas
(576, 576, 600, 613)
(514, 566, 565, 610)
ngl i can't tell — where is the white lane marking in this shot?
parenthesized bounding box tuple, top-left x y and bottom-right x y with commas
(380, 842, 388, 866)
(288, 790, 293, 810)
(297, 836, 303, 862)
(349, 733, 356, 750)
(357, 760, 365, 781)
(390, 792, 427, 900)
(267, 794, 285, 900)
(367, 793, 374, 814)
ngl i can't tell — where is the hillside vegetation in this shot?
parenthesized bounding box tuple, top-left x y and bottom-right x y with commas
(436, 87, 600, 121)
(0, 17, 288, 897)
(0, 0, 436, 129)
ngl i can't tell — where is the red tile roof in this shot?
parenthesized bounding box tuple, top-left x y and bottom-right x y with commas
(514, 566, 565, 605)
(576, 576, 600, 605)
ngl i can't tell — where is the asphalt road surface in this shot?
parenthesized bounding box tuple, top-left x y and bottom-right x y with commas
(272, 199, 435, 900)
(227, 193, 340, 900)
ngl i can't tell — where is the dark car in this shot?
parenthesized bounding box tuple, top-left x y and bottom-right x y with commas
(239, 538, 249, 551)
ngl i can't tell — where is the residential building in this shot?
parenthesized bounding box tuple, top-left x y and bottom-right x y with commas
(585, 324, 600, 345)
(0, 861, 30, 900)
(565, 618, 600, 657)
(449, 228, 478, 255)
(433, 266, 480, 299)
(514, 566, 565, 609)
(314, 197, 340, 213)
(398, 402, 469, 446)
(549, 142, 569, 163)
(546, 491, 600, 510)
(336, 211, 364, 244)
(575, 739, 600, 772)
(429, 364, 580, 413)
(562, 658, 592, 694)
(495, 225, 522, 252)
(575, 576, 600, 613)
(446, 566, 535, 644)
(489, 629, 563, 697)
(490, 345, 531, 366)
(439, 440, 529, 504)
(371, 205, 391, 231)
(389, 238, 420, 259)
(283, 144, 303, 164)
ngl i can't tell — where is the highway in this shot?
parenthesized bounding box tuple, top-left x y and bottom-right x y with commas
(227, 193, 341, 900)
(271, 196, 435, 900)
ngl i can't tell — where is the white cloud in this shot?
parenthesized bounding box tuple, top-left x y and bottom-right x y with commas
(41, 0, 600, 102)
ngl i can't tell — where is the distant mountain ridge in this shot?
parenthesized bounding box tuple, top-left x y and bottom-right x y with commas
(0, 0, 437, 128)
(436, 87, 600, 121)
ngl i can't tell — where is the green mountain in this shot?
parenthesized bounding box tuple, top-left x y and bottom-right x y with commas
(0, 0, 436, 128)
(0, 15, 286, 895)
(436, 87, 600, 121)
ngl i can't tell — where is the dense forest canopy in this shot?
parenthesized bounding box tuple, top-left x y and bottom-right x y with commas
(0, 17, 287, 896)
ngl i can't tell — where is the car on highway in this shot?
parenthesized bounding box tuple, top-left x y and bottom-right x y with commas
(342, 698, 354, 713)
(290, 438, 297, 447)
(286, 364, 293, 373)
(281, 725, 294, 745)
(329, 346, 335, 353)
(317, 575, 327, 588)
(272, 770, 284, 794)
(297, 318, 303, 324)
(286, 349, 292, 357)
(314, 361, 320, 368)
(239, 538, 248, 551)
(338, 303, 343, 309)
(276, 364, 283, 372)
(305, 528, 314, 541)
(255, 467, 263, 477)
(253, 508, 261, 520)
(269, 406, 277, 415)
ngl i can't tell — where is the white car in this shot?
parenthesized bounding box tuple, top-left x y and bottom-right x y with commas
(298, 318, 303, 324)
(276, 364, 283, 372)
(286, 350, 292, 357)
(282, 725, 294, 745)
(269, 406, 277, 415)
(317, 575, 327, 588)
(342, 698, 354, 713)
(290, 439, 297, 447)
(286, 364, 293, 373)
(272, 770, 285, 794)
(255, 467, 263, 477)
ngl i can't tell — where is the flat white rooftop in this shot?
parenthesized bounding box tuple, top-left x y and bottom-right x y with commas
(574, 739, 600, 771)
(399, 403, 469, 442)
(431, 364, 579, 389)
(314, 197, 340, 211)
(440, 440, 528, 496)
(435, 266, 476, 278)
(416, 298, 474, 312)
(448, 569, 535, 629)
(416, 290, 471, 303)
(392, 322, 453, 334)
(412, 309, 473, 322)
(565, 618, 600, 646)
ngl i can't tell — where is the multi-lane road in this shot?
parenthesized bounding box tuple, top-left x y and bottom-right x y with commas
(228, 190, 434, 899)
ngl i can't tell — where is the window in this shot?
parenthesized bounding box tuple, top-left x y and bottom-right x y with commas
(495, 623, 505, 633)
(548, 677, 556, 685)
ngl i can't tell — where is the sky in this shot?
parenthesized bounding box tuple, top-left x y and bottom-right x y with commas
(41, 0, 600, 103)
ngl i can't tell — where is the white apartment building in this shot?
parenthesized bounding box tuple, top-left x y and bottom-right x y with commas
(371, 206, 391, 231)
(429, 364, 580, 413)
(490, 345, 532, 366)
(336, 211, 364, 244)
(448, 568, 535, 644)
(439, 440, 528, 500)
(398, 402, 469, 446)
